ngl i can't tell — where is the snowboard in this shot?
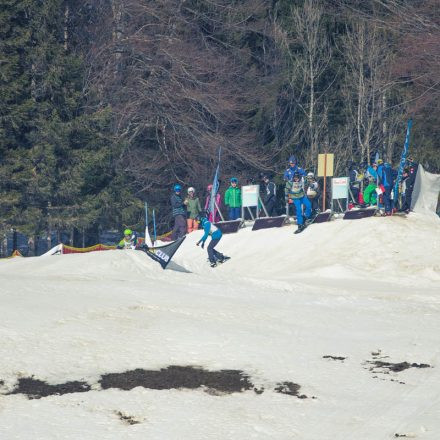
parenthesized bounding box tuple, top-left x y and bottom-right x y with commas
(294, 211, 332, 234)
(210, 256, 231, 267)
(294, 225, 307, 234)
(343, 207, 377, 220)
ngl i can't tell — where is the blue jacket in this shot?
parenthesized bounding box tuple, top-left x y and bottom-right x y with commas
(200, 221, 222, 243)
(283, 165, 305, 181)
(366, 165, 378, 180)
(377, 163, 394, 188)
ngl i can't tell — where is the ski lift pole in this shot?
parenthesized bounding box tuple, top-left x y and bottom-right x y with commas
(153, 209, 157, 245)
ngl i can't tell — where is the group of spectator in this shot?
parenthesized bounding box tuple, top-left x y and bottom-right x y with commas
(169, 155, 418, 239)
(170, 178, 243, 240)
(349, 158, 418, 215)
(169, 155, 323, 239)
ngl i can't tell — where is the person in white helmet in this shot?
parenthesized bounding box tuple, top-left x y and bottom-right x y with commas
(184, 186, 202, 232)
(305, 172, 320, 216)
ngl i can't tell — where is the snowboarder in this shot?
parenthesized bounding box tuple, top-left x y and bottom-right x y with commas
(286, 171, 312, 233)
(184, 187, 202, 232)
(196, 216, 228, 267)
(117, 229, 138, 249)
(224, 177, 241, 220)
(171, 184, 187, 240)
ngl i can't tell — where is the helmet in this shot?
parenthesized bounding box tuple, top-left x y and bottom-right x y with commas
(124, 228, 132, 236)
(293, 171, 301, 179)
(288, 155, 297, 164)
(207, 184, 213, 191)
(173, 184, 182, 192)
(307, 172, 314, 179)
(230, 177, 238, 183)
(187, 187, 195, 194)
(377, 159, 383, 165)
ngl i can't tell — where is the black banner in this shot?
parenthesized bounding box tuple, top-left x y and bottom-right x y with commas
(252, 215, 286, 231)
(138, 236, 186, 269)
(343, 208, 376, 220)
(214, 220, 242, 234)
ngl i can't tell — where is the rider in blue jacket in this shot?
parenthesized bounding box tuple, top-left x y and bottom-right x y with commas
(196, 216, 226, 267)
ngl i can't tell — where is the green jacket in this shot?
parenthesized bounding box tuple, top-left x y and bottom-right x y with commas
(224, 186, 241, 208)
(285, 180, 305, 200)
(185, 197, 202, 219)
(363, 183, 377, 205)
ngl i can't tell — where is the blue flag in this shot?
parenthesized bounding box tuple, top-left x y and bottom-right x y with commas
(394, 119, 413, 202)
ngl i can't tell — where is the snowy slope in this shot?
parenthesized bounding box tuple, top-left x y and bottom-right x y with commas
(0, 214, 440, 440)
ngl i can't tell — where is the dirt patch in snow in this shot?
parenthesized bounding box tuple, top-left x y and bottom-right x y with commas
(4, 366, 310, 399)
(368, 360, 431, 373)
(274, 381, 309, 399)
(323, 355, 346, 361)
(8, 377, 90, 399)
(115, 411, 142, 425)
(100, 366, 254, 394)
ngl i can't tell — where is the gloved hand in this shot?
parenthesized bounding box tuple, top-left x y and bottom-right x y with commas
(196, 241, 201, 246)
(201, 241, 205, 249)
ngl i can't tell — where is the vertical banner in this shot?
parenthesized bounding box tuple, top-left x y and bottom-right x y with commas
(144, 202, 153, 248)
(210, 147, 222, 218)
(394, 119, 413, 204)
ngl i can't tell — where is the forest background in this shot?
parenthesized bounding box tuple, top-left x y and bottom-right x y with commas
(1, 0, 439, 248)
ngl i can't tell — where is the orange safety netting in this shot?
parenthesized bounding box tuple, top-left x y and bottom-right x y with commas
(0, 250, 23, 260)
(62, 244, 116, 254)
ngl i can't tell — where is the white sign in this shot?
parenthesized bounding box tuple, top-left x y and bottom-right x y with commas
(331, 177, 349, 200)
(242, 185, 260, 207)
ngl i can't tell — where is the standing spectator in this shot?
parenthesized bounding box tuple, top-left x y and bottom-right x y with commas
(377, 162, 395, 215)
(363, 176, 378, 206)
(400, 163, 418, 213)
(224, 177, 242, 220)
(205, 184, 222, 223)
(170, 184, 187, 240)
(348, 162, 362, 203)
(184, 187, 202, 232)
(262, 174, 277, 216)
(305, 172, 320, 216)
(366, 161, 378, 181)
(283, 155, 305, 182)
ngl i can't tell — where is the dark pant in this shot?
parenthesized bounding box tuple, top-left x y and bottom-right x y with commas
(383, 186, 392, 213)
(171, 214, 186, 240)
(208, 238, 223, 263)
(264, 198, 277, 217)
(228, 207, 241, 220)
(308, 196, 319, 215)
(401, 187, 413, 211)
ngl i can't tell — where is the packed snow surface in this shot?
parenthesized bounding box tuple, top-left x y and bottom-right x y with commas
(1, 213, 440, 439)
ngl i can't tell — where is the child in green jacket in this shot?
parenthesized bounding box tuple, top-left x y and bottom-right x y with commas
(224, 177, 241, 220)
